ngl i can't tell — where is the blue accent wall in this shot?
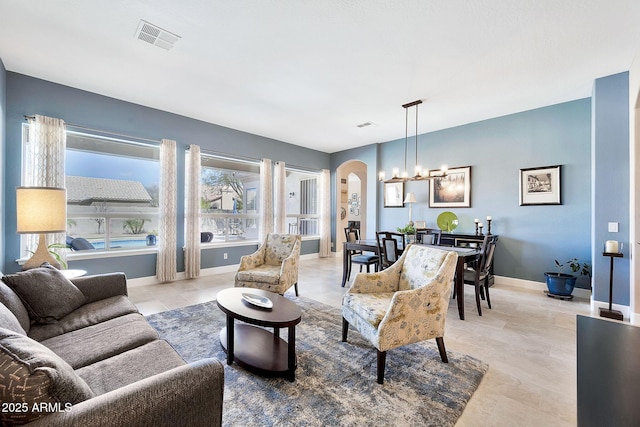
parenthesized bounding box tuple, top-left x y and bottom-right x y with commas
(4, 72, 329, 276)
(332, 99, 593, 287)
(0, 58, 6, 272)
(592, 72, 630, 305)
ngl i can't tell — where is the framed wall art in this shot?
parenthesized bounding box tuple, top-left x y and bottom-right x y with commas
(384, 182, 404, 207)
(519, 165, 561, 205)
(429, 166, 472, 208)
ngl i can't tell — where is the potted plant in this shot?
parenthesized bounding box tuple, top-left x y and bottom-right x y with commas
(397, 224, 417, 244)
(146, 230, 158, 246)
(544, 258, 591, 296)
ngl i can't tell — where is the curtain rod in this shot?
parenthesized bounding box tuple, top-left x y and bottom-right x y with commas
(24, 115, 162, 144)
(199, 149, 261, 164)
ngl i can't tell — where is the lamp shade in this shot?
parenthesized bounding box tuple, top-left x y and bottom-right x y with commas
(16, 187, 67, 233)
(403, 192, 416, 204)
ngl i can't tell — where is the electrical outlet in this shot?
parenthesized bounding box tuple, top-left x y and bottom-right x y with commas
(608, 222, 619, 233)
(223, 253, 228, 260)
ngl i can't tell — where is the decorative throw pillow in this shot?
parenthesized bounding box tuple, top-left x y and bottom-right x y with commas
(2, 266, 87, 324)
(0, 327, 94, 425)
(0, 303, 26, 335)
(0, 280, 31, 333)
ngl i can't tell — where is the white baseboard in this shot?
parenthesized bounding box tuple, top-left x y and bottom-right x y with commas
(494, 275, 592, 299)
(127, 252, 329, 287)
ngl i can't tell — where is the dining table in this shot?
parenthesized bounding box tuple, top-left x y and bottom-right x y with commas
(341, 239, 481, 320)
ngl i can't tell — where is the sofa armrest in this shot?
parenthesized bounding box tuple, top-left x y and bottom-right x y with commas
(71, 273, 128, 303)
(27, 358, 225, 427)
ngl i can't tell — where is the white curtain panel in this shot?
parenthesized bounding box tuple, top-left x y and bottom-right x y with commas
(274, 161, 286, 234)
(157, 139, 177, 282)
(258, 158, 273, 242)
(184, 144, 201, 279)
(24, 115, 67, 261)
(319, 169, 331, 257)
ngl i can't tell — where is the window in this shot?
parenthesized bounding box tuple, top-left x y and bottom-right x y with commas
(285, 168, 320, 236)
(21, 125, 161, 255)
(200, 154, 261, 243)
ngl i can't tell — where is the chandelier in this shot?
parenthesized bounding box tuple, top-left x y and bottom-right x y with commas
(378, 100, 447, 183)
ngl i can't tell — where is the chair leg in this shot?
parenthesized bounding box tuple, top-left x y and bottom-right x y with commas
(475, 282, 483, 316)
(436, 337, 448, 363)
(484, 278, 491, 309)
(377, 350, 387, 384)
(341, 317, 348, 342)
(294, 282, 299, 297)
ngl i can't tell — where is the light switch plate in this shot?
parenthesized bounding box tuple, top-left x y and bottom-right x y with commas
(608, 222, 619, 233)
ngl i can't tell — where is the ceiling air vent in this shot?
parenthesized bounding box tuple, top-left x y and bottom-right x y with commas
(135, 20, 181, 50)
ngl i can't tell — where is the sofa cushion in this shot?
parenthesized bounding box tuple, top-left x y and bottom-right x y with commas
(76, 339, 186, 395)
(2, 266, 86, 324)
(236, 264, 281, 285)
(28, 295, 139, 342)
(0, 327, 94, 425)
(342, 292, 394, 328)
(40, 313, 159, 369)
(0, 302, 26, 335)
(0, 280, 31, 334)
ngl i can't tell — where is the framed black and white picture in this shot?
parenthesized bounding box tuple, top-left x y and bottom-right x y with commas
(429, 166, 472, 208)
(384, 182, 404, 207)
(519, 165, 561, 205)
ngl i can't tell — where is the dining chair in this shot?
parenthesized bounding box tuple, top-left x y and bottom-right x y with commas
(416, 228, 442, 245)
(344, 227, 379, 280)
(375, 231, 405, 270)
(461, 235, 498, 315)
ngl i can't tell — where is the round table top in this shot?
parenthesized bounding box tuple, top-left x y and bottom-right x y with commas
(216, 288, 302, 328)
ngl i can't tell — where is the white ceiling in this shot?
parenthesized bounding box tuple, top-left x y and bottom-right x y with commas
(1, 1, 640, 153)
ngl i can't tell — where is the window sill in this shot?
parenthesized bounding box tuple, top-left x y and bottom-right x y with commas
(15, 247, 159, 266)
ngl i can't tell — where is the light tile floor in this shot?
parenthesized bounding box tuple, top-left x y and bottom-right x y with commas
(129, 254, 592, 427)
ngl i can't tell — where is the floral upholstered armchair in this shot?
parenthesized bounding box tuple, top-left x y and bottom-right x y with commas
(342, 244, 458, 384)
(234, 233, 301, 296)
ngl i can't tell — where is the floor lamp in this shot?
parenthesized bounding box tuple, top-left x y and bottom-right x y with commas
(16, 187, 67, 270)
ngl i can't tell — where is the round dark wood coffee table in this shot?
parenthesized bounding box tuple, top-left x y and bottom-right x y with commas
(216, 288, 302, 382)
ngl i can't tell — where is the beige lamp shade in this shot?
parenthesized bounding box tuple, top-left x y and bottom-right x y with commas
(16, 187, 67, 233)
(403, 192, 416, 204)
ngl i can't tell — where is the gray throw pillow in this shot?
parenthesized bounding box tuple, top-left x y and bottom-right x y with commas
(0, 327, 94, 425)
(0, 302, 26, 335)
(3, 266, 87, 324)
(0, 280, 31, 333)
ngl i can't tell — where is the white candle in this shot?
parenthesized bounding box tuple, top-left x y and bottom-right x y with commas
(474, 218, 479, 223)
(486, 216, 492, 221)
(605, 240, 619, 253)
(478, 222, 484, 227)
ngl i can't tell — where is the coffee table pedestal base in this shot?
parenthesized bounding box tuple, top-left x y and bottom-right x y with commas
(220, 324, 296, 381)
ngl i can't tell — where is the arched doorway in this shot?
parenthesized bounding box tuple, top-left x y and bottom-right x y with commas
(336, 160, 368, 251)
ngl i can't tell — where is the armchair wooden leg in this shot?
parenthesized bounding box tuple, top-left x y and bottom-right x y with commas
(341, 317, 348, 342)
(436, 337, 448, 363)
(377, 350, 387, 384)
(294, 282, 299, 297)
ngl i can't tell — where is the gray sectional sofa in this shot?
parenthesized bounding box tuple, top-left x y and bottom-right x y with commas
(0, 266, 224, 426)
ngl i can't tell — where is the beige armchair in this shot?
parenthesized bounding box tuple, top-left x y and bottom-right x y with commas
(234, 233, 301, 296)
(342, 244, 458, 384)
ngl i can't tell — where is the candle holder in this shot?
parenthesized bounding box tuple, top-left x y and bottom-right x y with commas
(478, 225, 484, 235)
(487, 219, 492, 235)
(474, 220, 479, 235)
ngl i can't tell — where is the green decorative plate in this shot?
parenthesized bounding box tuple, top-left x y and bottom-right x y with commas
(437, 211, 459, 232)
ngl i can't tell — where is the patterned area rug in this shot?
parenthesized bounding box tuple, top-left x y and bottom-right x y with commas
(146, 296, 488, 426)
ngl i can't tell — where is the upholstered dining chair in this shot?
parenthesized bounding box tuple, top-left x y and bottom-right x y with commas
(416, 228, 442, 245)
(342, 244, 458, 384)
(375, 231, 405, 270)
(234, 233, 301, 296)
(344, 227, 379, 279)
(462, 235, 498, 316)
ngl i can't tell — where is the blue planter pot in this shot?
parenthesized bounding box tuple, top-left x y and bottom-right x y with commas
(146, 234, 157, 246)
(544, 273, 577, 296)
